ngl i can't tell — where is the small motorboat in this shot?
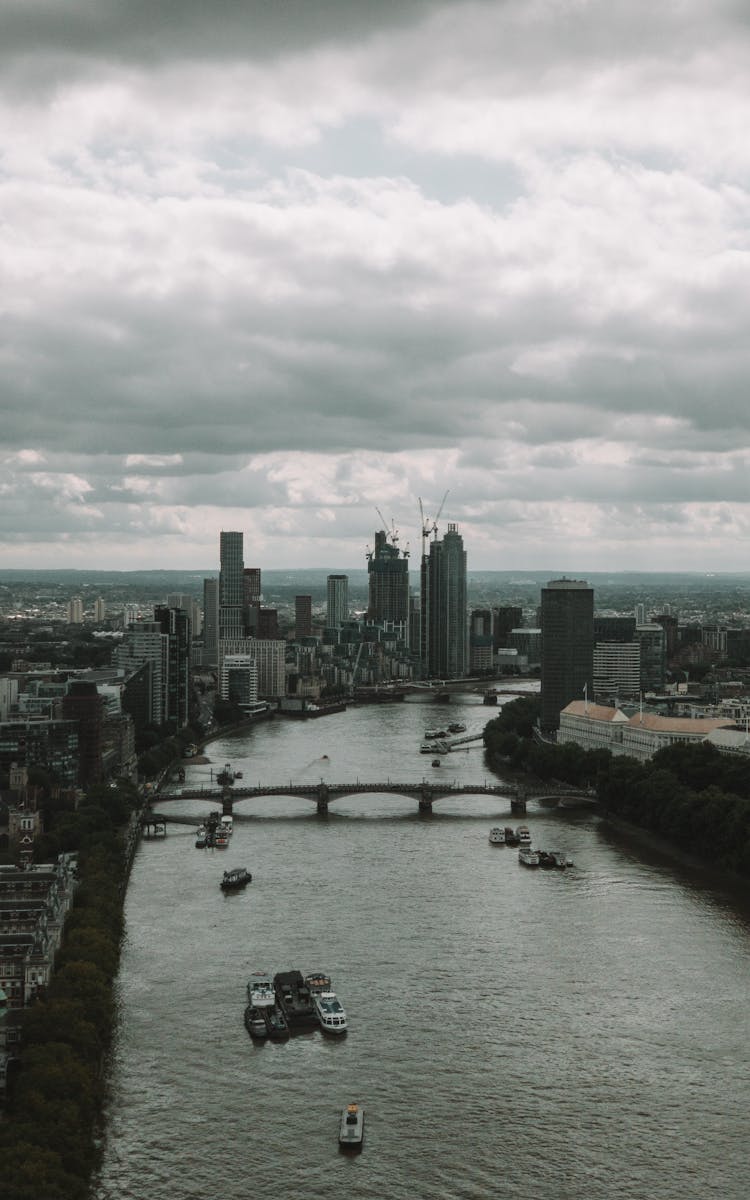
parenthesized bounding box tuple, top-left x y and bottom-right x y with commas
(432, 758, 442, 767)
(220, 867, 252, 891)
(339, 1103, 364, 1148)
(244, 1005, 268, 1038)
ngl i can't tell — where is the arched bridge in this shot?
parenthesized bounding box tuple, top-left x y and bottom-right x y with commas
(157, 780, 527, 816)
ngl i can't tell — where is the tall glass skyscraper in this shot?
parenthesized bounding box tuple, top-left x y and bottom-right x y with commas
(219, 531, 245, 641)
(540, 578, 594, 733)
(326, 574, 349, 628)
(420, 523, 467, 678)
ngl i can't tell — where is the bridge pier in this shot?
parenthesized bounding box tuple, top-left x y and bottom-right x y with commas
(418, 786, 433, 813)
(510, 793, 527, 815)
(221, 790, 234, 816)
(316, 783, 330, 814)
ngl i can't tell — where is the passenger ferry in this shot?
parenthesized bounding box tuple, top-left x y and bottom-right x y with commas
(488, 827, 506, 844)
(518, 846, 540, 867)
(305, 972, 348, 1034)
(516, 825, 532, 845)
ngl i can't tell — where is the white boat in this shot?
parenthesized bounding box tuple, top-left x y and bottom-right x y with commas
(518, 847, 540, 867)
(247, 972, 275, 1008)
(304, 972, 348, 1034)
(516, 825, 532, 845)
(313, 990, 348, 1034)
(220, 815, 233, 836)
(339, 1103, 364, 1147)
(488, 827, 506, 844)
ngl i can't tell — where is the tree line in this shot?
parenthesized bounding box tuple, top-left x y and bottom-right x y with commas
(1, 780, 141, 1200)
(483, 697, 750, 880)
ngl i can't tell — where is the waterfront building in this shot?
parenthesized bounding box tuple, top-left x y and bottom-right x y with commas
(558, 700, 735, 762)
(367, 531, 410, 627)
(469, 609, 494, 672)
(154, 606, 191, 729)
(219, 654, 259, 709)
(327, 575, 349, 628)
(219, 638, 286, 699)
(540, 578, 594, 733)
(420, 523, 468, 678)
(295, 595, 313, 639)
(219, 531, 245, 641)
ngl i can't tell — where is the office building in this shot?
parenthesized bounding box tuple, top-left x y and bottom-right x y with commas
(635, 623, 667, 693)
(219, 531, 245, 641)
(593, 641, 641, 702)
(295, 595, 312, 639)
(219, 654, 259, 709)
(326, 575, 349, 629)
(154, 605, 192, 728)
(202, 578, 219, 666)
(61, 681, 105, 786)
(420, 523, 467, 678)
(540, 578, 594, 733)
(367, 531, 410, 626)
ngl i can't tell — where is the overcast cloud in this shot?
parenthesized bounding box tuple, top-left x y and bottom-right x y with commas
(2, 0, 750, 572)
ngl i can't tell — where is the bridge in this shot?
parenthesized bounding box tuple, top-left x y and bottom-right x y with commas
(155, 779, 528, 816)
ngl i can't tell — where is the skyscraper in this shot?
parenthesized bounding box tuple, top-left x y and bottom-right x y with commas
(420, 523, 467, 678)
(367, 530, 409, 625)
(202, 578, 219, 666)
(219, 531, 245, 641)
(295, 595, 312, 638)
(326, 574, 349, 628)
(540, 578, 594, 733)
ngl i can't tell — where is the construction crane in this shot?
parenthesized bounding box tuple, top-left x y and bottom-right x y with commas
(374, 507, 399, 546)
(418, 489, 450, 559)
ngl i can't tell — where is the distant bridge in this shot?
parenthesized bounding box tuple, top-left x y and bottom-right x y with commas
(155, 779, 528, 816)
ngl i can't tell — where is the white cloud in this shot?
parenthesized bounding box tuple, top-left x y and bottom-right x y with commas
(2, 0, 750, 569)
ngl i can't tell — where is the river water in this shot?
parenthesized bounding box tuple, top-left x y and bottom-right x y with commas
(94, 692, 750, 1200)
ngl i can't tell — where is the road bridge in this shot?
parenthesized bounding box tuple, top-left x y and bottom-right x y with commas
(155, 779, 527, 816)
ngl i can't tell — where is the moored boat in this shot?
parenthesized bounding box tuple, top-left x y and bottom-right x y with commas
(274, 970, 317, 1026)
(247, 972, 275, 1008)
(195, 826, 207, 848)
(489, 827, 506, 844)
(339, 1103, 364, 1148)
(516, 825, 531, 845)
(244, 1005, 268, 1038)
(264, 1006, 290, 1039)
(504, 826, 519, 846)
(220, 867, 252, 890)
(448, 721, 466, 733)
(519, 846, 540, 867)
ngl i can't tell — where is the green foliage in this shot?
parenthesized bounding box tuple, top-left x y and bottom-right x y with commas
(1, 780, 133, 1198)
(483, 698, 750, 881)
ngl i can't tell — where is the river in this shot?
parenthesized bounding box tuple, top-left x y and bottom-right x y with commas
(94, 692, 750, 1200)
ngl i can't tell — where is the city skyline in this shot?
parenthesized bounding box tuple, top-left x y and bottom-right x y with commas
(3, 2, 750, 573)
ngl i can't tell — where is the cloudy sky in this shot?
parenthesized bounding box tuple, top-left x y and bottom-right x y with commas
(2, 0, 750, 573)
